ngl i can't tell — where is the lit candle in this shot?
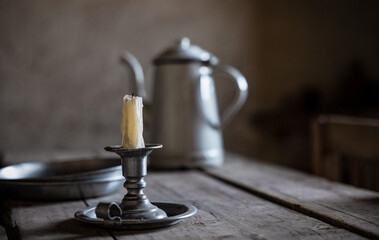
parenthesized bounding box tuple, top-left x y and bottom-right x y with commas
(120, 94, 145, 149)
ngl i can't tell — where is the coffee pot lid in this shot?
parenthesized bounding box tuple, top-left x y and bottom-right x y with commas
(153, 37, 219, 65)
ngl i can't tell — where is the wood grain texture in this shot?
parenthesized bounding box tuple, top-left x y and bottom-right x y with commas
(85, 171, 365, 240)
(206, 153, 379, 239)
(0, 200, 112, 240)
(0, 151, 371, 239)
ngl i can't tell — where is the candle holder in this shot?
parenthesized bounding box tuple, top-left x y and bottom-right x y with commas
(75, 144, 197, 230)
(103, 144, 167, 220)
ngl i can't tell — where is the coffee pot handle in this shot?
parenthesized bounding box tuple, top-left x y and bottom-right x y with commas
(213, 66, 248, 128)
(120, 52, 148, 100)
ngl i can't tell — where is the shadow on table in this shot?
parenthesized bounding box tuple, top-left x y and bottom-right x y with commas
(55, 218, 173, 238)
(51, 218, 110, 240)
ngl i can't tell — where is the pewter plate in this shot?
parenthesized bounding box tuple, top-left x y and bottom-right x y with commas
(0, 158, 124, 200)
(75, 202, 197, 230)
(0, 158, 122, 181)
(0, 177, 125, 201)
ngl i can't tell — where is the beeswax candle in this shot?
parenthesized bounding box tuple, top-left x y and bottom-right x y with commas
(120, 95, 145, 149)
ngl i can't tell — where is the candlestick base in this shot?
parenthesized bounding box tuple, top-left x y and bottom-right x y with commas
(75, 201, 197, 230)
(103, 144, 167, 220)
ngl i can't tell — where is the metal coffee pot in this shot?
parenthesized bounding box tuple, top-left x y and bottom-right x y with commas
(121, 37, 248, 168)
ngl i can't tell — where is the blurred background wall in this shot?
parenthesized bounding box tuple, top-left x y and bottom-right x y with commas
(1, 0, 378, 172)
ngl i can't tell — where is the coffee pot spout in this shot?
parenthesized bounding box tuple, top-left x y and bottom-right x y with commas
(120, 52, 148, 101)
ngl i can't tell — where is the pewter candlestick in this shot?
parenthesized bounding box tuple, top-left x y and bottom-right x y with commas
(104, 144, 167, 220)
(75, 143, 196, 229)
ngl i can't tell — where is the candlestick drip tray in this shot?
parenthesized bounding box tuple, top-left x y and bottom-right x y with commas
(75, 201, 197, 230)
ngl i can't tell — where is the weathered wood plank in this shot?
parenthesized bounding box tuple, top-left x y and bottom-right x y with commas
(205, 153, 379, 239)
(86, 171, 365, 240)
(1, 151, 371, 239)
(0, 199, 113, 240)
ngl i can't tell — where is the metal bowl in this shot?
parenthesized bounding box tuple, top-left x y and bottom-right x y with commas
(0, 158, 124, 201)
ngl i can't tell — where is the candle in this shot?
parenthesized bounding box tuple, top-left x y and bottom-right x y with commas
(120, 94, 145, 149)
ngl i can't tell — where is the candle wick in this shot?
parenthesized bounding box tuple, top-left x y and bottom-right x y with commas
(132, 92, 135, 97)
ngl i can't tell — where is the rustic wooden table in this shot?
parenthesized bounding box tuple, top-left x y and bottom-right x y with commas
(1, 151, 378, 240)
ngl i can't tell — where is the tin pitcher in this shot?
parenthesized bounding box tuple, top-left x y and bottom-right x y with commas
(121, 37, 248, 168)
